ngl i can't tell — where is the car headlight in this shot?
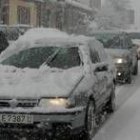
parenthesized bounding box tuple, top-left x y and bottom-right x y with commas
(39, 98, 75, 108)
(115, 58, 127, 64)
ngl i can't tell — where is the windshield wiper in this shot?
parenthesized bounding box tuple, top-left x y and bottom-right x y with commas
(41, 48, 60, 66)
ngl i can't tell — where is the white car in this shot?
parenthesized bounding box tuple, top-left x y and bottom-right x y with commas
(0, 28, 116, 140)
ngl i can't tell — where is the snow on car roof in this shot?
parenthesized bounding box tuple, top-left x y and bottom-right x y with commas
(21, 28, 69, 41)
(0, 28, 97, 62)
(19, 28, 92, 44)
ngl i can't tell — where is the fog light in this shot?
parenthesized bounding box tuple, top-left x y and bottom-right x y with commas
(118, 72, 121, 76)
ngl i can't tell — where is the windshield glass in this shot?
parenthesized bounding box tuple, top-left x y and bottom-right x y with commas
(1, 46, 81, 69)
(94, 33, 129, 49)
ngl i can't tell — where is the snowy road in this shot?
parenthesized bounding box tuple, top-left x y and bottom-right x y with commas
(94, 61, 140, 140)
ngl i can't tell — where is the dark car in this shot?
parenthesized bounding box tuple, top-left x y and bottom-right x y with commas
(93, 31, 138, 84)
(0, 28, 116, 140)
(0, 31, 9, 53)
(124, 30, 140, 60)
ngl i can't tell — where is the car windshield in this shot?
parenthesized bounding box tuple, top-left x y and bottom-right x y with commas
(105, 36, 131, 49)
(94, 33, 130, 49)
(1, 46, 81, 69)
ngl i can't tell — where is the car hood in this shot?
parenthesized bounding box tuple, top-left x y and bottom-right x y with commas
(105, 48, 130, 58)
(0, 65, 84, 99)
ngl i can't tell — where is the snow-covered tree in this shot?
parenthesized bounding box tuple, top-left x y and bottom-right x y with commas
(109, 0, 130, 11)
(88, 0, 131, 32)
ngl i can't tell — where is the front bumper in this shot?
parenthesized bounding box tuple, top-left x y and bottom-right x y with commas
(0, 107, 86, 137)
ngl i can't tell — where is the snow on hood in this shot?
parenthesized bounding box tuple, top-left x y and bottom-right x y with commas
(0, 65, 83, 99)
(105, 48, 130, 58)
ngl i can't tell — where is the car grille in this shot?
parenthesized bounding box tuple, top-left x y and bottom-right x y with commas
(0, 99, 38, 108)
(0, 102, 10, 107)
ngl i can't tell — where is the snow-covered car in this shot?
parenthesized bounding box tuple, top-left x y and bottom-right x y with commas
(0, 28, 116, 140)
(93, 31, 138, 84)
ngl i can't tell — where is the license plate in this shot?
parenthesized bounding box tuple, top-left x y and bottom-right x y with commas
(0, 114, 33, 124)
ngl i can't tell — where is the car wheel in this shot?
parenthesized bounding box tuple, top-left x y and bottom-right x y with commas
(71, 101, 97, 140)
(133, 61, 138, 75)
(106, 84, 115, 113)
(83, 100, 97, 140)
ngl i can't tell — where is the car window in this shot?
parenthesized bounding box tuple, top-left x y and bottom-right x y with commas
(1, 46, 81, 69)
(47, 47, 81, 69)
(90, 49, 100, 63)
(93, 33, 119, 47)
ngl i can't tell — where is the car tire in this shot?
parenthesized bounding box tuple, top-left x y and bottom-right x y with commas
(81, 100, 97, 140)
(106, 84, 115, 113)
(133, 61, 138, 75)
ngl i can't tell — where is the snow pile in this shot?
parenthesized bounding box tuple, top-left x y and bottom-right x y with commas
(0, 65, 83, 98)
(20, 28, 69, 41)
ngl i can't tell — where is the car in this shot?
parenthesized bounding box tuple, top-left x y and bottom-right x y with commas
(93, 31, 138, 84)
(0, 28, 116, 140)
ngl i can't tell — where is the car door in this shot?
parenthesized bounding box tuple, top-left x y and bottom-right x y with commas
(90, 48, 109, 109)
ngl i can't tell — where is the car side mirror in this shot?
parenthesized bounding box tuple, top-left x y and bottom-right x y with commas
(94, 65, 108, 73)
